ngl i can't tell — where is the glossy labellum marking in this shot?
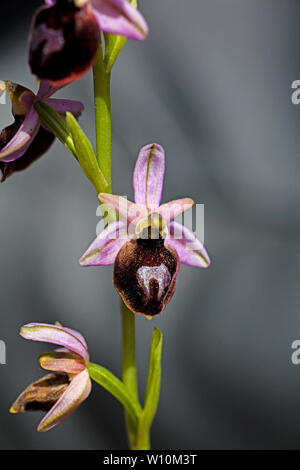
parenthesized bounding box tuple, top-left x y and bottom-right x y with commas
(114, 214, 180, 318)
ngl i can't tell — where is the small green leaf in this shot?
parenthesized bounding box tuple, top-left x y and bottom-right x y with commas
(66, 112, 108, 193)
(104, 33, 127, 73)
(87, 362, 142, 427)
(34, 101, 77, 157)
(139, 328, 163, 434)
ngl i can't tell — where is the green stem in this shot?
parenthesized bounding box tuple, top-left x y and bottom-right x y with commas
(93, 41, 144, 450)
(121, 299, 142, 449)
(93, 41, 112, 193)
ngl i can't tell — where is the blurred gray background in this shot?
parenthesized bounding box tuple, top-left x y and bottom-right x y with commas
(1, 0, 300, 450)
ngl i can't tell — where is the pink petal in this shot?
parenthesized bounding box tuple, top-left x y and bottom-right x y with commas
(0, 106, 40, 163)
(44, 0, 55, 5)
(43, 98, 84, 117)
(98, 193, 148, 223)
(39, 350, 86, 374)
(20, 323, 89, 364)
(92, 0, 148, 40)
(80, 220, 129, 266)
(60, 327, 88, 349)
(133, 143, 165, 209)
(157, 198, 194, 221)
(165, 221, 211, 268)
(37, 369, 91, 432)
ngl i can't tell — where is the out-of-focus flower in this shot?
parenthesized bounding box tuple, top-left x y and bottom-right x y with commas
(10, 322, 91, 432)
(80, 144, 211, 318)
(29, 0, 149, 86)
(0, 80, 83, 181)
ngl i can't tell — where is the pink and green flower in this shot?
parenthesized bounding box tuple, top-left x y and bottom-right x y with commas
(80, 144, 211, 317)
(10, 323, 91, 432)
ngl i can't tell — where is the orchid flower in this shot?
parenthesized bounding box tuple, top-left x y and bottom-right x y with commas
(80, 143, 211, 318)
(0, 80, 83, 181)
(10, 323, 91, 432)
(29, 0, 149, 86)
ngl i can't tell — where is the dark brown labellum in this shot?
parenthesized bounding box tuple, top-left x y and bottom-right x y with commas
(114, 239, 180, 318)
(29, 0, 99, 86)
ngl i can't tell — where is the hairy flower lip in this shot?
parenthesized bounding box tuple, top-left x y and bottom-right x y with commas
(29, 2, 100, 86)
(30, 0, 149, 85)
(114, 238, 180, 317)
(10, 323, 91, 432)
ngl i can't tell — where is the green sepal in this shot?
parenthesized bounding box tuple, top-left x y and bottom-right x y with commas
(87, 362, 142, 428)
(66, 112, 108, 193)
(34, 101, 77, 157)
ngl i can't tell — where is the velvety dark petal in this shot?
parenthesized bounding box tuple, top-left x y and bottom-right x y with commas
(29, 0, 100, 86)
(0, 126, 55, 182)
(10, 373, 70, 414)
(114, 239, 180, 318)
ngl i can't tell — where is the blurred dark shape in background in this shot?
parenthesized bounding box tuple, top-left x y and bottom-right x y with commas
(1, 0, 300, 449)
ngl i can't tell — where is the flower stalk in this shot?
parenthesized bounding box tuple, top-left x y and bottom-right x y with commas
(93, 40, 112, 192)
(93, 40, 143, 450)
(121, 300, 141, 449)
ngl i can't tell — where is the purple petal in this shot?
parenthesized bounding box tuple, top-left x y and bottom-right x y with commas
(133, 143, 165, 209)
(39, 350, 86, 374)
(80, 220, 129, 266)
(0, 126, 55, 182)
(20, 323, 89, 363)
(157, 198, 194, 221)
(37, 369, 91, 432)
(59, 326, 88, 349)
(165, 221, 211, 268)
(45, 0, 55, 5)
(0, 107, 40, 163)
(43, 98, 84, 117)
(98, 193, 148, 222)
(92, 0, 148, 40)
(36, 80, 61, 99)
